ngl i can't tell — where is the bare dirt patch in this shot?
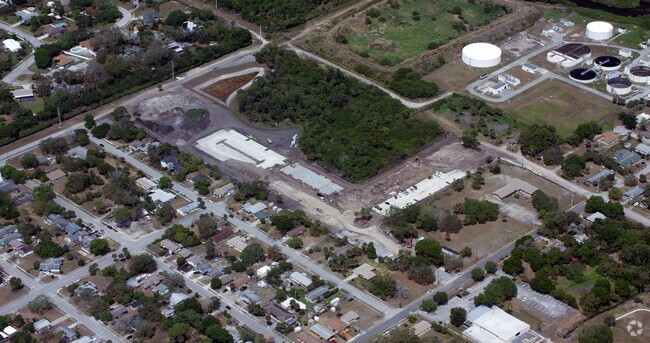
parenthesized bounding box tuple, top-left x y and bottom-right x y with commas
(132, 93, 212, 141)
(202, 72, 258, 102)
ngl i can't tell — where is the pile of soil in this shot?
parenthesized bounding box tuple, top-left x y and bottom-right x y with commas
(202, 72, 258, 101)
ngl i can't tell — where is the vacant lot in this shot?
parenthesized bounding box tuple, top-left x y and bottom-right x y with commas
(576, 296, 650, 343)
(202, 72, 258, 102)
(343, 0, 508, 66)
(500, 80, 619, 138)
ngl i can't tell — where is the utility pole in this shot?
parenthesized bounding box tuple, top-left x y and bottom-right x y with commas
(57, 107, 62, 127)
(171, 60, 175, 79)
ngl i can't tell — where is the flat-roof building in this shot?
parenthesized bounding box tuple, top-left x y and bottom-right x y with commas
(463, 306, 531, 343)
(290, 271, 313, 288)
(492, 179, 538, 200)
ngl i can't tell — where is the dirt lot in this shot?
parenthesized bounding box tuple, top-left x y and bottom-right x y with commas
(0, 282, 29, 306)
(499, 79, 620, 139)
(202, 72, 258, 102)
(423, 57, 501, 91)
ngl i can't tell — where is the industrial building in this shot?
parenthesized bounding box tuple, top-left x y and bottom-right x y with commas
(463, 306, 542, 343)
(586, 21, 614, 41)
(547, 43, 592, 68)
(497, 73, 520, 86)
(522, 63, 538, 74)
(462, 43, 502, 68)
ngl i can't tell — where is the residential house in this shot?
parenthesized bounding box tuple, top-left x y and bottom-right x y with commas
(46, 168, 66, 182)
(136, 177, 157, 191)
(160, 156, 182, 172)
(15, 10, 38, 25)
(43, 24, 65, 36)
(254, 211, 271, 221)
(40, 258, 63, 273)
(54, 325, 79, 338)
(340, 311, 360, 324)
(240, 291, 262, 305)
(635, 143, 650, 156)
(305, 286, 329, 303)
(256, 265, 271, 278)
(213, 183, 235, 197)
(219, 274, 234, 285)
(110, 305, 128, 320)
(67, 146, 88, 158)
(243, 202, 267, 214)
(54, 54, 74, 68)
(212, 228, 234, 244)
(586, 212, 607, 223)
(624, 186, 644, 200)
(33, 319, 51, 332)
(265, 302, 296, 325)
(74, 282, 98, 297)
(2, 39, 21, 52)
(352, 263, 376, 280)
(596, 131, 622, 148)
(280, 297, 306, 310)
(161, 308, 175, 318)
(152, 284, 169, 295)
(227, 236, 247, 252)
(11, 89, 34, 102)
(290, 272, 313, 288)
(285, 226, 306, 238)
(613, 149, 641, 168)
(186, 255, 204, 268)
(142, 12, 162, 25)
(168, 292, 190, 308)
(412, 320, 432, 337)
(176, 202, 199, 216)
(129, 316, 147, 331)
(138, 274, 163, 290)
(149, 189, 175, 203)
(36, 155, 50, 165)
(182, 21, 196, 31)
(71, 337, 95, 343)
(2, 326, 17, 339)
(197, 262, 212, 275)
(176, 248, 192, 259)
(160, 239, 181, 254)
(587, 169, 615, 186)
(310, 323, 335, 341)
(0, 180, 18, 196)
(0, 232, 23, 247)
(296, 332, 322, 343)
(322, 317, 350, 337)
(46, 214, 82, 235)
(186, 172, 208, 184)
(0, 225, 16, 237)
(636, 112, 650, 124)
(17, 245, 34, 257)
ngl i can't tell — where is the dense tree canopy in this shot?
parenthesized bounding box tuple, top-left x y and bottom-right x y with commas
(238, 45, 444, 182)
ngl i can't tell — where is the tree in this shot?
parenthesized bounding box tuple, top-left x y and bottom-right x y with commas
(433, 291, 448, 305)
(519, 124, 560, 156)
(461, 131, 479, 149)
(84, 114, 96, 129)
(585, 196, 605, 213)
(240, 243, 265, 266)
(206, 325, 234, 343)
(287, 237, 303, 249)
(9, 277, 22, 291)
(451, 178, 464, 192)
(462, 198, 499, 224)
(129, 254, 157, 274)
(0, 192, 19, 219)
(503, 255, 523, 275)
(530, 274, 554, 294)
(194, 178, 211, 195)
(414, 239, 443, 263)
(471, 268, 485, 281)
(20, 153, 39, 169)
(113, 207, 133, 227)
(367, 274, 397, 300)
(91, 123, 110, 138)
(579, 324, 613, 343)
(485, 261, 497, 274)
(460, 247, 472, 258)
(407, 263, 435, 285)
(34, 240, 66, 258)
(33, 185, 55, 201)
(366, 242, 377, 259)
(166, 10, 188, 27)
(562, 154, 586, 179)
(168, 322, 191, 343)
(450, 307, 467, 326)
(159, 176, 172, 189)
(618, 112, 637, 130)
(89, 239, 109, 255)
(608, 187, 622, 201)
(417, 299, 436, 313)
(211, 277, 222, 290)
(157, 203, 176, 225)
(27, 295, 53, 314)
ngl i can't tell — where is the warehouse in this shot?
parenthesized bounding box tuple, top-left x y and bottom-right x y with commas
(463, 306, 532, 343)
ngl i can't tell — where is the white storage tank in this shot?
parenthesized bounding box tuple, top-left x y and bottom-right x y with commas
(628, 66, 650, 84)
(586, 21, 614, 41)
(606, 77, 632, 95)
(462, 43, 501, 68)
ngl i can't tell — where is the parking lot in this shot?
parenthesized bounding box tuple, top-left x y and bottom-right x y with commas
(517, 283, 571, 319)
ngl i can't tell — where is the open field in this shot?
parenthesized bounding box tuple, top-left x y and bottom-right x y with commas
(499, 80, 620, 138)
(343, 0, 508, 66)
(576, 296, 650, 343)
(202, 72, 258, 102)
(555, 268, 601, 299)
(424, 57, 500, 91)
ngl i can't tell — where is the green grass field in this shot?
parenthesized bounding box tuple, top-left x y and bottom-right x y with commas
(555, 268, 601, 298)
(345, 0, 507, 66)
(20, 97, 44, 113)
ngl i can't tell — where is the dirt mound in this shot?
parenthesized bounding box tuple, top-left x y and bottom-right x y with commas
(136, 119, 174, 135)
(134, 93, 209, 118)
(202, 72, 258, 102)
(132, 93, 212, 138)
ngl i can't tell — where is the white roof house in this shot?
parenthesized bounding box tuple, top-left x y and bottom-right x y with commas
(227, 236, 248, 252)
(33, 319, 51, 332)
(289, 271, 313, 288)
(637, 112, 650, 124)
(635, 143, 650, 155)
(352, 263, 376, 280)
(243, 201, 267, 214)
(280, 297, 307, 310)
(176, 202, 200, 216)
(586, 212, 607, 222)
(149, 189, 175, 203)
(2, 39, 21, 52)
(340, 311, 360, 324)
(136, 177, 157, 190)
(256, 265, 271, 278)
(463, 306, 531, 343)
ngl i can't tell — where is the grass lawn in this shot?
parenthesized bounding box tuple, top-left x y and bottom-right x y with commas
(345, 0, 507, 66)
(555, 268, 601, 298)
(20, 97, 44, 113)
(543, 8, 565, 20)
(615, 24, 647, 48)
(500, 80, 620, 139)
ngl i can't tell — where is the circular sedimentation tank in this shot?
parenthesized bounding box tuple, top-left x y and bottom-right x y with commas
(569, 68, 597, 83)
(606, 77, 632, 95)
(628, 66, 650, 84)
(595, 56, 621, 71)
(462, 43, 502, 68)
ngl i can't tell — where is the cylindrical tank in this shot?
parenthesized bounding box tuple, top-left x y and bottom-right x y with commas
(628, 66, 650, 84)
(462, 43, 501, 68)
(586, 21, 613, 41)
(606, 77, 632, 95)
(569, 68, 597, 83)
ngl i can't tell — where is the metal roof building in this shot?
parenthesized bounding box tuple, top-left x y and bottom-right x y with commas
(310, 323, 335, 341)
(463, 305, 531, 343)
(290, 271, 313, 288)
